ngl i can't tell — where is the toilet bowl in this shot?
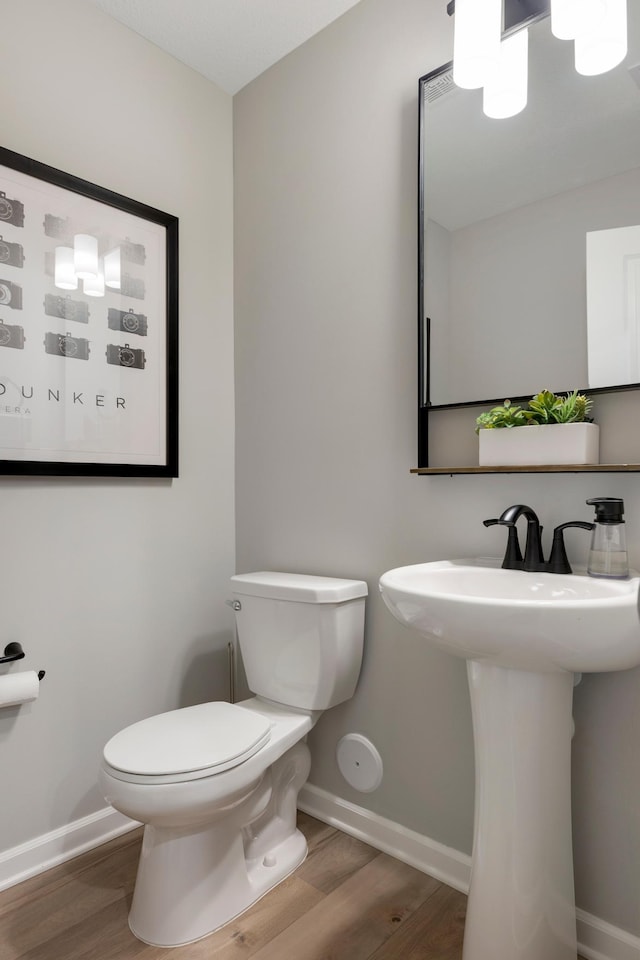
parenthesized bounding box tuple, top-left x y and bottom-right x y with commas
(100, 572, 367, 947)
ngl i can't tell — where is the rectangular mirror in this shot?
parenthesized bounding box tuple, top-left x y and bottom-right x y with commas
(420, 4, 640, 413)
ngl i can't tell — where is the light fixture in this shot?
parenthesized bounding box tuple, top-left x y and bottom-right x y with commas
(73, 234, 99, 280)
(574, 0, 627, 76)
(103, 247, 121, 290)
(54, 246, 77, 290)
(453, 0, 502, 90)
(483, 28, 529, 119)
(450, 0, 628, 119)
(83, 268, 105, 298)
(550, 0, 602, 40)
(54, 235, 121, 298)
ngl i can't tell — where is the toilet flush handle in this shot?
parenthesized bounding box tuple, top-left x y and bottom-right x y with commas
(224, 600, 240, 704)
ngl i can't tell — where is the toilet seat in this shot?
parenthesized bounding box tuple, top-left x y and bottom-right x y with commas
(103, 702, 271, 785)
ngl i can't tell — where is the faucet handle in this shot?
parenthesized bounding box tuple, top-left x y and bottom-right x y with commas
(484, 518, 523, 569)
(548, 521, 595, 574)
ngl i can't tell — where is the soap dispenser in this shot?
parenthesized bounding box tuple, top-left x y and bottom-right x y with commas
(586, 497, 629, 579)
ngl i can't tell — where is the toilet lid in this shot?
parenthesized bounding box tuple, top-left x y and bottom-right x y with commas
(103, 702, 271, 779)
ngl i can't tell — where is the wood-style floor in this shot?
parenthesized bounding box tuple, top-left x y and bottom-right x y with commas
(0, 814, 586, 960)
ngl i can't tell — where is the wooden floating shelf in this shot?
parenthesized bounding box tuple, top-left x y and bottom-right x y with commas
(412, 464, 640, 475)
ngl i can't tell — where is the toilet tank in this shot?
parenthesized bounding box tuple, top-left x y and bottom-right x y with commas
(230, 572, 368, 710)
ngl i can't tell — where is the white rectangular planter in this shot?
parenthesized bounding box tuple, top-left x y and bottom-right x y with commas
(478, 423, 600, 467)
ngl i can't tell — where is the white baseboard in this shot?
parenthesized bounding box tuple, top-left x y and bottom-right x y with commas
(298, 783, 640, 960)
(298, 782, 471, 893)
(576, 911, 640, 960)
(0, 806, 139, 893)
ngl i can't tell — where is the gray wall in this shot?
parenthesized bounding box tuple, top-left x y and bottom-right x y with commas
(0, 0, 236, 851)
(234, 0, 640, 936)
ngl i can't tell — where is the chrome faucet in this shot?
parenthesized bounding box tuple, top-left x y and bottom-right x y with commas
(484, 504, 593, 574)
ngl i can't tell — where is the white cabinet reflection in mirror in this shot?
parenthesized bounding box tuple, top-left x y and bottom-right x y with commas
(587, 224, 640, 387)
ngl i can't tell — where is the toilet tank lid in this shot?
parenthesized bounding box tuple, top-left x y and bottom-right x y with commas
(230, 572, 368, 603)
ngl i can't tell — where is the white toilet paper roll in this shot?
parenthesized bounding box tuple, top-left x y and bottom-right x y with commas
(0, 671, 40, 708)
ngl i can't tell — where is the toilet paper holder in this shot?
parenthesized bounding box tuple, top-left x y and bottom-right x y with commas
(1, 643, 45, 681)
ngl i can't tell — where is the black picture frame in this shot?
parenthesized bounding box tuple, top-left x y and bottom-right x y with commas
(0, 146, 178, 477)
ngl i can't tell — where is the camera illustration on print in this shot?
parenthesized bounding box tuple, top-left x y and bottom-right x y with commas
(0, 236, 25, 268)
(0, 279, 23, 309)
(44, 331, 90, 361)
(119, 274, 145, 300)
(0, 192, 25, 227)
(121, 240, 146, 266)
(108, 307, 147, 337)
(43, 213, 72, 241)
(0, 321, 25, 350)
(106, 343, 146, 370)
(44, 293, 90, 324)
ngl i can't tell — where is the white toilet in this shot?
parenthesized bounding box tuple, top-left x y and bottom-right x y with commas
(99, 571, 367, 947)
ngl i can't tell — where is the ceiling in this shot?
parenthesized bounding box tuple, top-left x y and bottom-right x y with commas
(82, 0, 365, 94)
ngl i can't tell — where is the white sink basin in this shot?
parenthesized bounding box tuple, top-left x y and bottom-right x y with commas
(379, 558, 640, 673)
(379, 557, 640, 960)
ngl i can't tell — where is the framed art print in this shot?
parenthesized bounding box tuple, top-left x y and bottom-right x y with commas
(0, 146, 178, 477)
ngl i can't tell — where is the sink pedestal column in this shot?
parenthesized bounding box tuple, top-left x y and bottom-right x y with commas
(464, 661, 577, 960)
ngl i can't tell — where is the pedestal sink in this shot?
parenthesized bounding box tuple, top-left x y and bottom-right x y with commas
(379, 558, 640, 960)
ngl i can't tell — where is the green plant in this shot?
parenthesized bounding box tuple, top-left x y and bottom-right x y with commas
(527, 389, 593, 424)
(475, 399, 536, 432)
(476, 390, 593, 433)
